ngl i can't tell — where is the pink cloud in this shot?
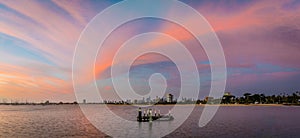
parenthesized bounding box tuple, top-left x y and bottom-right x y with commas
(1, 0, 299, 101)
(0, 62, 73, 101)
(93, 0, 300, 86)
(1, 0, 84, 66)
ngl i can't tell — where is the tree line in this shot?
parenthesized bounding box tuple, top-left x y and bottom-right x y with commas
(220, 91, 300, 104)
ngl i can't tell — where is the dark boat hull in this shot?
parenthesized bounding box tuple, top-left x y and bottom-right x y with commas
(137, 115, 174, 122)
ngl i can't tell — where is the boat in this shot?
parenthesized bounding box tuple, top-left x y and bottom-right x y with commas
(137, 108, 174, 122)
(156, 115, 174, 121)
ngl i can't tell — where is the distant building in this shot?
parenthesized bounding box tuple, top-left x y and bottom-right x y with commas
(126, 99, 131, 104)
(155, 96, 160, 103)
(204, 96, 214, 102)
(204, 97, 214, 104)
(146, 96, 151, 103)
(166, 94, 173, 103)
(224, 92, 232, 96)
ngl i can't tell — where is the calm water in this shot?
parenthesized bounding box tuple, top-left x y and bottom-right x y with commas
(0, 105, 299, 138)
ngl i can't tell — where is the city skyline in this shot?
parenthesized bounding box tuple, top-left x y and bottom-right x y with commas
(1, 0, 300, 102)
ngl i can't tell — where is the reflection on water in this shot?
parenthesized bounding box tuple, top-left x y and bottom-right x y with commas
(0, 105, 299, 137)
(0, 105, 105, 137)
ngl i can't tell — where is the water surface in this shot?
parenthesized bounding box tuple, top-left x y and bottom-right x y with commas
(0, 105, 299, 137)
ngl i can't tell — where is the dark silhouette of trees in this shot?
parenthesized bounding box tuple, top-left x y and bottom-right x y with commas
(231, 92, 300, 105)
(221, 95, 235, 104)
(243, 93, 252, 104)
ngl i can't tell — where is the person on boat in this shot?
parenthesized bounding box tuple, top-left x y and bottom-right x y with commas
(137, 107, 142, 122)
(149, 109, 153, 122)
(158, 110, 161, 118)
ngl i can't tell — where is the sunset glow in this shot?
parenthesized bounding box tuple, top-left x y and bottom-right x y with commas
(1, 0, 300, 102)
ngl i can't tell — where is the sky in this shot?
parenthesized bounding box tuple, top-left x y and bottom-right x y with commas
(0, 0, 300, 102)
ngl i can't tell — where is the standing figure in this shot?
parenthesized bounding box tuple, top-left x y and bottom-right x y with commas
(137, 107, 142, 122)
(149, 109, 153, 122)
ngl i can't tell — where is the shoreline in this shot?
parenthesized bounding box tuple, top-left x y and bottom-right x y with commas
(1, 103, 299, 107)
(99, 103, 295, 107)
(106, 103, 300, 107)
(197, 104, 285, 107)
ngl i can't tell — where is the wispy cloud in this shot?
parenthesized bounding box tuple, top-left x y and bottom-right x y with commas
(0, 0, 300, 101)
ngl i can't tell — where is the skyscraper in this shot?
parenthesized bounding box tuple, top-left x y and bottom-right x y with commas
(166, 94, 173, 103)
